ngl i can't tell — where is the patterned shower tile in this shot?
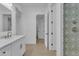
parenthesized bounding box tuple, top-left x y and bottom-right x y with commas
(64, 3, 79, 56)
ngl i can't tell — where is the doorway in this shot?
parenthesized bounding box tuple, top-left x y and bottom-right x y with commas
(36, 14, 45, 46)
(24, 13, 56, 56)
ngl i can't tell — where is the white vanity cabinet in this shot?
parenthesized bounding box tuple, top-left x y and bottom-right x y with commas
(0, 35, 25, 56)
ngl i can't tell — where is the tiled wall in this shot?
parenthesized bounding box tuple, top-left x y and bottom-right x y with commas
(64, 3, 79, 56)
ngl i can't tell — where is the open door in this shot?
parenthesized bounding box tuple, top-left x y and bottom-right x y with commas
(45, 12, 49, 49)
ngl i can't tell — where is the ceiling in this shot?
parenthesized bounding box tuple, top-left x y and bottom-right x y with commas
(18, 3, 48, 6)
(15, 3, 49, 8)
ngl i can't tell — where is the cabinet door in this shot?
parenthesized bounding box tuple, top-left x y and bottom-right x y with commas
(11, 40, 19, 56)
(20, 37, 25, 55)
(0, 45, 11, 56)
(18, 39, 23, 56)
(0, 50, 3, 56)
(11, 40, 22, 56)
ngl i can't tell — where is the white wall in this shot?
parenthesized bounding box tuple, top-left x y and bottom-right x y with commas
(16, 8, 22, 35)
(17, 3, 48, 44)
(0, 4, 11, 14)
(11, 4, 23, 35)
(11, 6, 17, 35)
(55, 4, 63, 56)
(0, 15, 3, 32)
(13, 3, 23, 12)
(1, 3, 12, 11)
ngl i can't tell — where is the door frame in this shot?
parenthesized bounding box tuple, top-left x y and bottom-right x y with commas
(36, 13, 46, 43)
(56, 3, 64, 56)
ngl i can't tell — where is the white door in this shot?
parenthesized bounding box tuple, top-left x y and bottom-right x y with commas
(45, 13, 49, 48)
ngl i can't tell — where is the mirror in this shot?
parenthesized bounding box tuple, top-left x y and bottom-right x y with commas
(0, 4, 12, 38)
(3, 14, 12, 31)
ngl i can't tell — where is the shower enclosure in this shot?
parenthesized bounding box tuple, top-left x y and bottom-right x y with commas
(64, 3, 79, 56)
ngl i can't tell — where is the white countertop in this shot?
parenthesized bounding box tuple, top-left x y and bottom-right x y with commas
(0, 35, 24, 49)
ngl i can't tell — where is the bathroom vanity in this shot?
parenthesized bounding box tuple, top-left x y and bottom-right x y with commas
(0, 4, 26, 56)
(0, 35, 25, 56)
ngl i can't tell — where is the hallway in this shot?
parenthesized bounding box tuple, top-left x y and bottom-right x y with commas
(24, 39, 56, 56)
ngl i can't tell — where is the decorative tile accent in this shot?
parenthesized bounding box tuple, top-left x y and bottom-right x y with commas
(64, 3, 79, 56)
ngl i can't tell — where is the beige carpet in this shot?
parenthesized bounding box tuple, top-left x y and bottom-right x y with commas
(24, 39, 56, 56)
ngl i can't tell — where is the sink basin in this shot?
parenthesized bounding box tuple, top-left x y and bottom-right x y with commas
(0, 35, 24, 49)
(0, 37, 10, 43)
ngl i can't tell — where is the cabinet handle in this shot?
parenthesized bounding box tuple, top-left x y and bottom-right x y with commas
(3, 51, 6, 54)
(20, 44, 22, 49)
(51, 21, 53, 24)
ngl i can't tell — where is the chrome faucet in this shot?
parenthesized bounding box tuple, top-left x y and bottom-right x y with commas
(7, 31, 12, 38)
(0, 32, 12, 39)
